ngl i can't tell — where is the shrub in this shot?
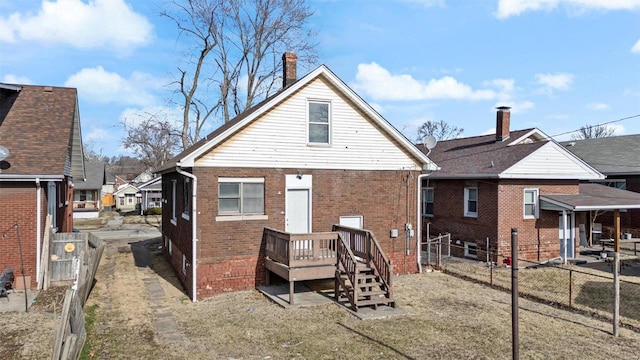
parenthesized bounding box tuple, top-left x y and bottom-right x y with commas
(144, 207, 162, 216)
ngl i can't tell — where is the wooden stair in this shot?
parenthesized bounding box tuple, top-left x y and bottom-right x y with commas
(335, 259, 395, 312)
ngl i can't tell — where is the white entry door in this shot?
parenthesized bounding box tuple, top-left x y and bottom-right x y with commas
(559, 212, 575, 259)
(286, 188, 310, 233)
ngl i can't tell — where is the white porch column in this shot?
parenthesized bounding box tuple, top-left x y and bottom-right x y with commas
(562, 210, 568, 264)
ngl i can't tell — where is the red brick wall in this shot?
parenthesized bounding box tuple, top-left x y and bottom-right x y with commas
(163, 168, 421, 299)
(0, 182, 44, 289)
(425, 178, 582, 263)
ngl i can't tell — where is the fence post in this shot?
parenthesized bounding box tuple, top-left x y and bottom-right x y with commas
(569, 270, 573, 308)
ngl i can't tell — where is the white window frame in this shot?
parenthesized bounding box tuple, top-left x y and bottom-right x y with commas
(422, 187, 434, 217)
(464, 242, 478, 259)
(523, 188, 539, 219)
(216, 177, 268, 221)
(171, 180, 177, 225)
(182, 178, 191, 220)
(464, 187, 478, 218)
(307, 100, 331, 145)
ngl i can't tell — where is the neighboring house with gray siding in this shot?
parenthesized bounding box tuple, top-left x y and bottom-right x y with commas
(561, 134, 640, 235)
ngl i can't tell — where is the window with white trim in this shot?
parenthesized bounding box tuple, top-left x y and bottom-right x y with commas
(464, 187, 478, 218)
(171, 180, 177, 224)
(422, 187, 434, 217)
(464, 242, 478, 259)
(523, 188, 539, 219)
(218, 178, 265, 215)
(182, 178, 191, 219)
(308, 101, 330, 144)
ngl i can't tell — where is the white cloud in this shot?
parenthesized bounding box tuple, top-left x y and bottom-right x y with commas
(492, 101, 535, 114)
(84, 127, 112, 142)
(587, 102, 609, 110)
(535, 72, 574, 94)
(495, 0, 640, 18)
(0, 0, 153, 53)
(120, 106, 183, 129)
(632, 39, 640, 54)
(2, 74, 32, 84)
(609, 123, 626, 135)
(352, 62, 496, 101)
(65, 66, 163, 107)
(480, 127, 496, 136)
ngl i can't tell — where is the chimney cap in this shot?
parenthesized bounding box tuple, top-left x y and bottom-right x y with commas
(496, 106, 511, 111)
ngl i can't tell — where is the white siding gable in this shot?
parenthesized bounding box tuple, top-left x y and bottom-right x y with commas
(501, 141, 604, 180)
(195, 77, 422, 171)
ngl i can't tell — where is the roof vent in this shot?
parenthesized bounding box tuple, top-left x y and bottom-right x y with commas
(566, 142, 575, 147)
(44, 86, 53, 92)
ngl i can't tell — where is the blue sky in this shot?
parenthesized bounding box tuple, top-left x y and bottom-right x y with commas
(1, 0, 639, 157)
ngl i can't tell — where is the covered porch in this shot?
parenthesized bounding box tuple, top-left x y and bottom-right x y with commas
(540, 183, 640, 262)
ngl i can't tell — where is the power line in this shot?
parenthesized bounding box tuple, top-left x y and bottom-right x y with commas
(549, 114, 640, 139)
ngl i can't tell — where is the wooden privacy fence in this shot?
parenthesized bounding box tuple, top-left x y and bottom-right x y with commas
(49, 232, 105, 360)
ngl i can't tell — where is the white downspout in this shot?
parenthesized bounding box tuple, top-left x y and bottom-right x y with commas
(176, 167, 198, 303)
(36, 178, 41, 288)
(417, 173, 430, 273)
(562, 210, 568, 264)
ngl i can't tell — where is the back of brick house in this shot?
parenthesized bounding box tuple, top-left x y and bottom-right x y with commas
(157, 54, 438, 301)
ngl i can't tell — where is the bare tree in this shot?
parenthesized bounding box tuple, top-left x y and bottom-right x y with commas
(571, 124, 615, 140)
(122, 113, 181, 170)
(416, 120, 463, 141)
(83, 139, 109, 163)
(163, 0, 318, 150)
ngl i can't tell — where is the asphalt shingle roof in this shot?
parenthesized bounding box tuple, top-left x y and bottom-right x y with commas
(74, 162, 105, 190)
(560, 134, 640, 175)
(541, 183, 640, 210)
(0, 84, 78, 176)
(418, 129, 545, 178)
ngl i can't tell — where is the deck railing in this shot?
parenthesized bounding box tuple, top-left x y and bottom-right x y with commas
(335, 232, 358, 306)
(263, 227, 339, 268)
(332, 225, 393, 296)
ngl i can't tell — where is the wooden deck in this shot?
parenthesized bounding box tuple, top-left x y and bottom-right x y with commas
(263, 226, 395, 310)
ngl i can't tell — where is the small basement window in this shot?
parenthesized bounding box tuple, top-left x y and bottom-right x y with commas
(464, 242, 478, 259)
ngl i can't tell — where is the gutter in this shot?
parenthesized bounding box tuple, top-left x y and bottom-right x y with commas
(416, 173, 430, 273)
(0, 175, 64, 181)
(176, 167, 198, 303)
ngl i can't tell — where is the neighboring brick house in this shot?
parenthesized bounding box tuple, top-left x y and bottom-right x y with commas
(561, 134, 640, 236)
(418, 107, 640, 263)
(0, 83, 85, 289)
(156, 54, 437, 301)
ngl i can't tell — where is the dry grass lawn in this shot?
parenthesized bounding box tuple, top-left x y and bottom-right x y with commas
(3, 235, 640, 359)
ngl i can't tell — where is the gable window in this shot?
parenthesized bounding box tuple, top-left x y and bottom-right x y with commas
(182, 178, 191, 219)
(308, 101, 330, 144)
(524, 188, 539, 219)
(218, 178, 266, 220)
(422, 187, 434, 217)
(464, 187, 478, 218)
(171, 180, 177, 225)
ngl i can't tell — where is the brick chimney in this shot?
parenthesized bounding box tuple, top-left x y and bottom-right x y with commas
(496, 106, 511, 142)
(282, 52, 297, 88)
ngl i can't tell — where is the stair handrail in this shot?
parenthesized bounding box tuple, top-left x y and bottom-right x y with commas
(366, 230, 393, 297)
(335, 233, 359, 308)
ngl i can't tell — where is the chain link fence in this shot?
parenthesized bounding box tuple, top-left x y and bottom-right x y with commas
(422, 236, 640, 332)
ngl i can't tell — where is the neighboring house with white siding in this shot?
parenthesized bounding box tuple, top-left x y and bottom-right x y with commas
(156, 53, 438, 301)
(417, 107, 640, 264)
